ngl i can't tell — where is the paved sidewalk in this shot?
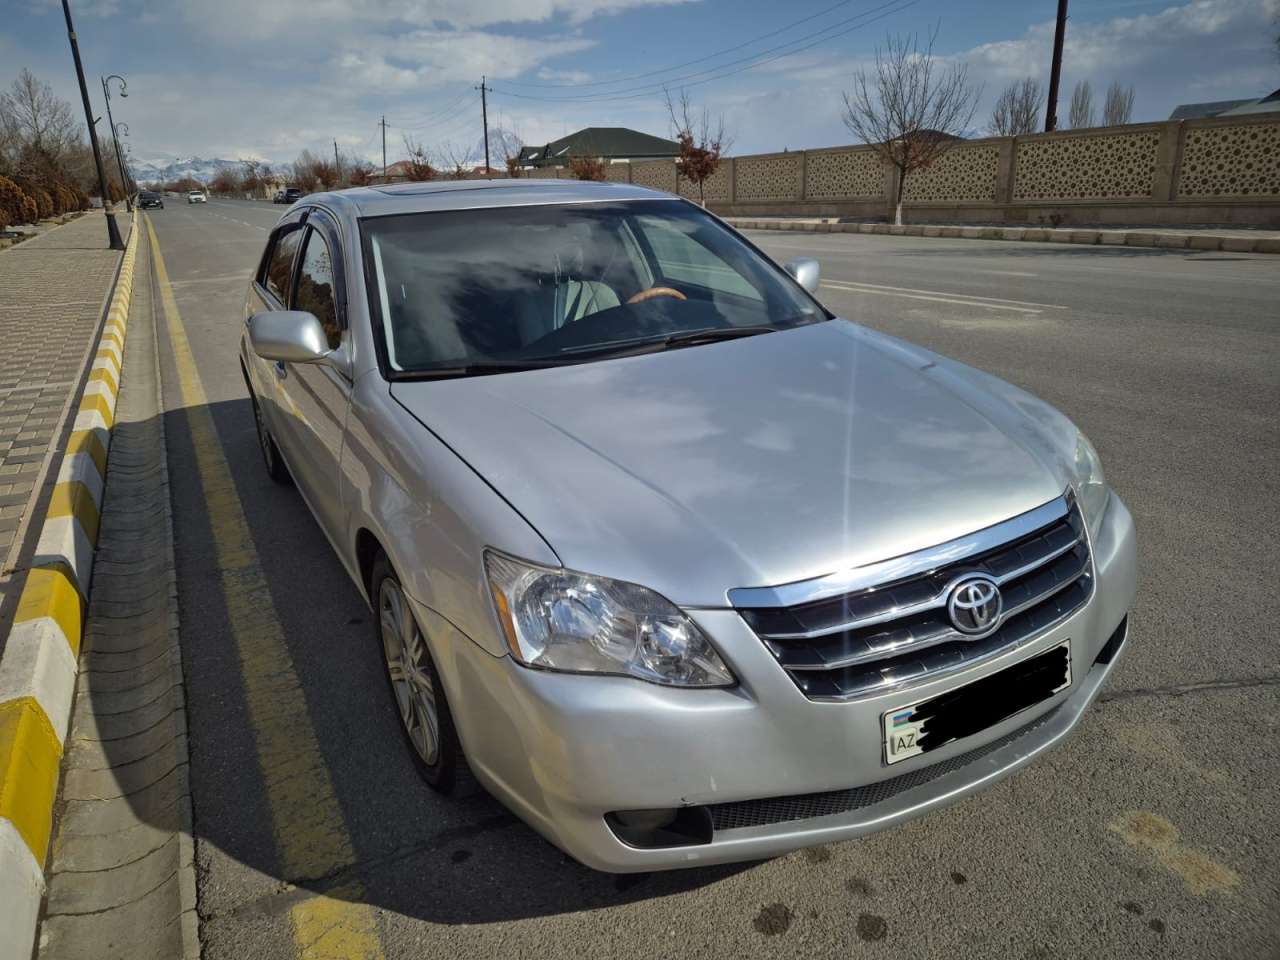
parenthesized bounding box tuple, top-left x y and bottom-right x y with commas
(0, 212, 125, 630)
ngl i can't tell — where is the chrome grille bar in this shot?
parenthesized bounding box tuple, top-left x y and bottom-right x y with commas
(762, 532, 1085, 642)
(734, 493, 1094, 700)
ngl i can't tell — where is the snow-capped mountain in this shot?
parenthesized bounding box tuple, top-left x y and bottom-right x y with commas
(130, 156, 250, 184)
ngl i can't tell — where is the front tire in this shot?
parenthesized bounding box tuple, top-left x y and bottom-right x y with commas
(371, 553, 464, 792)
(249, 391, 292, 485)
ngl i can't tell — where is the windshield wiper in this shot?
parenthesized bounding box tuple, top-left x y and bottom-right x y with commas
(399, 359, 561, 381)
(662, 325, 780, 348)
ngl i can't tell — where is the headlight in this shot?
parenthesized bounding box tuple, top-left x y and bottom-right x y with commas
(1072, 432, 1110, 541)
(484, 551, 735, 687)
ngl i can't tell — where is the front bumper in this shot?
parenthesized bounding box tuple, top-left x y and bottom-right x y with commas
(427, 494, 1137, 872)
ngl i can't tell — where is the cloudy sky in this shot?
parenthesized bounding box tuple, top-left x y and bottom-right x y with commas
(3, 0, 1278, 168)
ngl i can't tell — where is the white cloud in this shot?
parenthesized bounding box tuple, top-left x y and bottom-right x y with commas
(334, 30, 596, 93)
(175, 0, 693, 36)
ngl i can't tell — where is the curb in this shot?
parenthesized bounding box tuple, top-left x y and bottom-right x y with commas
(725, 218, 1280, 254)
(0, 213, 138, 960)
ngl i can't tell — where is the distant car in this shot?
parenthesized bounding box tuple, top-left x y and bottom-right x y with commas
(283, 187, 303, 203)
(273, 190, 286, 204)
(188, 190, 207, 204)
(139, 191, 164, 210)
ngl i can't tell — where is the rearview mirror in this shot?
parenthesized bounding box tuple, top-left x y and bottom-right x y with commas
(248, 311, 330, 364)
(784, 257, 820, 294)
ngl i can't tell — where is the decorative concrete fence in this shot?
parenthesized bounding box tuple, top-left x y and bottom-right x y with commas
(521, 114, 1280, 227)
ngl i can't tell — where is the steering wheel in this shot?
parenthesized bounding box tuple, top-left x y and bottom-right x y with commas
(626, 286, 687, 305)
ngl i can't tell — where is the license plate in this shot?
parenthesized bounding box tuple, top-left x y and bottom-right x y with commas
(882, 641, 1071, 764)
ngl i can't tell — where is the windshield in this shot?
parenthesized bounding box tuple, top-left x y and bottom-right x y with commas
(361, 199, 826, 376)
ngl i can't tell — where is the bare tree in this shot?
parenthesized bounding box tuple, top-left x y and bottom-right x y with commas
(347, 160, 375, 186)
(401, 135, 435, 181)
(291, 149, 324, 191)
(1102, 82, 1135, 126)
(209, 168, 242, 195)
(240, 158, 263, 197)
(988, 78, 1043, 136)
(439, 140, 477, 180)
(665, 88, 732, 206)
(490, 127, 524, 178)
(313, 159, 339, 190)
(1068, 80, 1095, 129)
(842, 28, 981, 225)
(0, 69, 78, 160)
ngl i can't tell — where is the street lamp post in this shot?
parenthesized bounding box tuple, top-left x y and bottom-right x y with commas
(61, 0, 123, 249)
(114, 122, 135, 202)
(102, 74, 131, 212)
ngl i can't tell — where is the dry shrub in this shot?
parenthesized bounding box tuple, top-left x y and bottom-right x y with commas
(33, 188, 53, 219)
(569, 155, 607, 181)
(0, 175, 31, 228)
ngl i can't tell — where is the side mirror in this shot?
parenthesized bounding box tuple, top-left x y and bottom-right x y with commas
(784, 257, 820, 294)
(247, 311, 330, 364)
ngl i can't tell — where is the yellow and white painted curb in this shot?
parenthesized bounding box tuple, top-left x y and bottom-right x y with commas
(0, 214, 137, 960)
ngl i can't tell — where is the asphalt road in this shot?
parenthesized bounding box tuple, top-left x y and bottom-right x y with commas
(144, 196, 1279, 960)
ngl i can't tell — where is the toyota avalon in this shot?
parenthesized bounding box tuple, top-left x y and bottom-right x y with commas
(239, 179, 1136, 872)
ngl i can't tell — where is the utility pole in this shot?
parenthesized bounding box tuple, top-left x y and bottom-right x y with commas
(101, 75, 131, 212)
(380, 115, 387, 179)
(333, 138, 342, 182)
(1044, 0, 1069, 131)
(62, 0, 123, 249)
(476, 76, 493, 175)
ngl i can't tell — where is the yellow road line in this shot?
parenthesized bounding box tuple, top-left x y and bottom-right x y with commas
(145, 218, 383, 960)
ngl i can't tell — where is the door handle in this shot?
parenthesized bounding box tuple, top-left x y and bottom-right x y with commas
(274, 361, 287, 380)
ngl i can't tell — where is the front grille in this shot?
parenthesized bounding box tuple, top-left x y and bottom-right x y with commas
(708, 704, 1061, 832)
(736, 496, 1093, 700)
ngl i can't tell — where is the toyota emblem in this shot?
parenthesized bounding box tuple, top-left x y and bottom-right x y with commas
(947, 575, 1003, 636)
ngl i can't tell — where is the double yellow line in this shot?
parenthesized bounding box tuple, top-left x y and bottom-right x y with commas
(146, 219, 384, 960)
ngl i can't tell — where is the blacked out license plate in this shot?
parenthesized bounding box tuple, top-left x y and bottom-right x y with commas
(882, 642, 1071, 764)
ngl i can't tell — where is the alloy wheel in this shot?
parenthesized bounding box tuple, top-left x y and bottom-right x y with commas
(378, 578, 440, 766)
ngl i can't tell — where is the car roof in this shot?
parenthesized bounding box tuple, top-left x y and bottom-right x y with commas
(299, 178, 679, 219)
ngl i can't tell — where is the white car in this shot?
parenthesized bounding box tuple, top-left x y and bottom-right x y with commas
(187, 190, 207, 204)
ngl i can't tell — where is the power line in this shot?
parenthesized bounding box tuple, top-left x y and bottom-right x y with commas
(387, 86, 472, 129)
(511, 0, 863, 89)
(491, 0, 919, 104)
(385, 96, 473, 141)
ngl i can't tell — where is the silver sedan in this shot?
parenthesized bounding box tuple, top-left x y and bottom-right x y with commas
(240, 179, 1136, 872)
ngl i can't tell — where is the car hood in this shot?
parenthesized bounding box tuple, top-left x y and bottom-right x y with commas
(390, 320, 1076, 607)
